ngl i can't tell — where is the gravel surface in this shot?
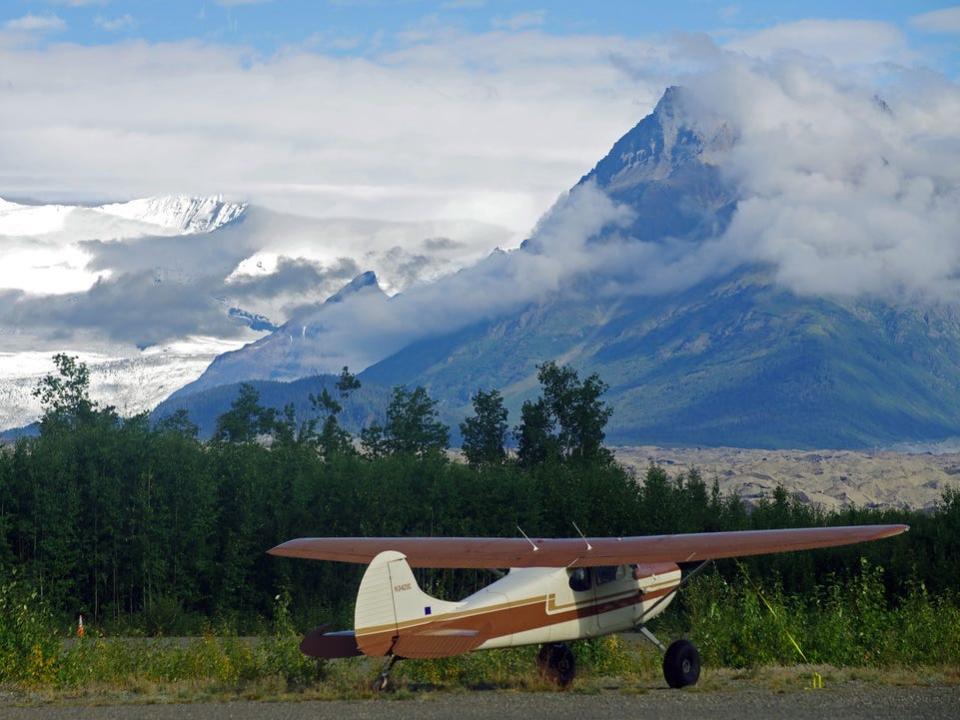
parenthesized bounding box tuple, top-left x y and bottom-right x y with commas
(2, 685, 958, 720)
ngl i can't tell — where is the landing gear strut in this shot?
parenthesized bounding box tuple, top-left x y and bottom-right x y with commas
(372, 654, 398, 692)
(637, 626, 700, 689)
(537, 643, 576, 688)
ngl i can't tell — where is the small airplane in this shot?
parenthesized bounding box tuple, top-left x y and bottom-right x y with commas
(269, 523, 907, 690)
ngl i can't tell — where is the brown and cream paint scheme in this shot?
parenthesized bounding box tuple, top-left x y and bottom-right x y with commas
(269, 524, 908, 690)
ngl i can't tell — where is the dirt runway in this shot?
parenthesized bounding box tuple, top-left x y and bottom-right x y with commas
(2, 685, 958, 720)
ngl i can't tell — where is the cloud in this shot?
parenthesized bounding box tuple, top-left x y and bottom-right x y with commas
(95, 14, 136, 32)
(911, 6, 960, 34)
(4, 14, 66, 33)
(0, 201, 515, 347)
(226, 256, 360, 300)
(728, 19, 908, 65)
(277, 181, 636, 370)
(0, 252, 363, 348)
(491, 10, 546, 32)
(672, 55, 960, 302)
(421, 237, 465, 251)
(442, 0, 486, 8)
(0, 31, 661, 238)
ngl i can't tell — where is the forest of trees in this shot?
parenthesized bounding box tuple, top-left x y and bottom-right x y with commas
(0, 354, 958, 634)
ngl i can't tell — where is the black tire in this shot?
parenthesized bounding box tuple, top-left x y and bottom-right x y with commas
(663, 639, 700, 689)
(537, 643, 576, 688)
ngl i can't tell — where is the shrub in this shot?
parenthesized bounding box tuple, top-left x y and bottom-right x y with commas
(0, 573, 59, 684)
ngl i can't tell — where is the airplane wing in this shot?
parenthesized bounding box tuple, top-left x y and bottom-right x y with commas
(268, 524, 907, 568)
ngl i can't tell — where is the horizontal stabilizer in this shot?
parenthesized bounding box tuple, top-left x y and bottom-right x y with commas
(393, 628, 485, 659)
(300, 627, 362, 659)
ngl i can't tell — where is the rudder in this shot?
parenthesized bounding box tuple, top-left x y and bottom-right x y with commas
(353, 550, 459, 656)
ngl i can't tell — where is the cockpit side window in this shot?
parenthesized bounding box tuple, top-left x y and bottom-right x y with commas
(595, 565, 621, 586)
(568, 567, 592, 592)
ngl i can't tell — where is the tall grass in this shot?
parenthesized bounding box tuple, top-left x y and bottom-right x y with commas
(685, 560, 960, 668)
(1, 561, 958, 695)
(0, 585, 324, 690)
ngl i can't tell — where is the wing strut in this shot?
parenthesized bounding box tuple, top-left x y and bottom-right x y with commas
(635, 560, 714, 653)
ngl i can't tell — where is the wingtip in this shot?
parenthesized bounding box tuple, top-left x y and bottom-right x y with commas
(266, 542, 288, 556)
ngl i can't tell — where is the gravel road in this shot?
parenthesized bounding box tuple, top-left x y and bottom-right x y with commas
(2, 685, 958, 720)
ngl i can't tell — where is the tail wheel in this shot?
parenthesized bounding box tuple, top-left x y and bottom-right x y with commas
(663, 639, 700, 689)
(537, 643, 576, 688)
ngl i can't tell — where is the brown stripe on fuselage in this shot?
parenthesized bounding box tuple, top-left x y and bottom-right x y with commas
(356, 582, 679, 657)
(356, 579, 679, 637)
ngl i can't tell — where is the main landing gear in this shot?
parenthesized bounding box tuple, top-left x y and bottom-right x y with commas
(662, 639, 701, 689)
(537, 643, 576, 688)
(639, 626, 701, 689)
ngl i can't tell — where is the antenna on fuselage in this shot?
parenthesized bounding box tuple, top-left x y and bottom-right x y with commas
(572, 521, 592, 551)
(517, 525, 539, 552)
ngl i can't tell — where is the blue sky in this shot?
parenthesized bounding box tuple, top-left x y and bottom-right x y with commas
(3, 1, 959, 74)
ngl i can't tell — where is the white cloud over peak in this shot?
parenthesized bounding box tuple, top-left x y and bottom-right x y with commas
(4, 14, 66, 33)
(728, 19, 908, 65)
(491, 10, 547, 31)
(663, 55, 960, 303)
(911, 6, 960, 34)
(94, 14, 136, 32)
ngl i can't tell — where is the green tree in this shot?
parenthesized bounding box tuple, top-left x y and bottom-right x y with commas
(155, 408, 199, 438)
(33, 354, 96, 427)
(537, 361, 613, 464)
(213, 384, 276, 444)
(309, 367, 361, 457)
(515, 398, 557, 468)
(376, 386, 449, 457)
(459, 389, 508, 466)
(515, 362, 613, 466)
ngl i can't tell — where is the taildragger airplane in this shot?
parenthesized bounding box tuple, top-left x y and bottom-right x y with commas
(269, 524, 907, 690)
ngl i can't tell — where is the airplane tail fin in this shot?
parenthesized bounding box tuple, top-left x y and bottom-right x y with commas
(353, 550, 463, 657)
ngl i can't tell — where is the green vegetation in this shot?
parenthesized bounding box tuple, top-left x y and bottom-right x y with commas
(0, 354, 959, 697)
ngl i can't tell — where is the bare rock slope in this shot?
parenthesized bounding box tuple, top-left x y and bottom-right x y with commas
(615, 446, 960, 512)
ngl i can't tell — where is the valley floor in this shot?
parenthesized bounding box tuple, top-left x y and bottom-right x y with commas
(614, 446, 960, 511)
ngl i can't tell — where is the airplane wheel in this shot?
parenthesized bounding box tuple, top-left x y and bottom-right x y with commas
(663, 639, 700, 689)
(537, 643, 576, 688)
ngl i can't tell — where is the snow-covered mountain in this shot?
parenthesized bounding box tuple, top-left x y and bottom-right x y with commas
(0, 194, 247, 238)
(96, 195, 247, 234)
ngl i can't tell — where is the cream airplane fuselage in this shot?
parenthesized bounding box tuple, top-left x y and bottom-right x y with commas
(352, 550, 682, 657)
(472, 563, 683, 650)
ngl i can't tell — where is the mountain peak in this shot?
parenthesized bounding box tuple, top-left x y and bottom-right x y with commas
(581, 85, 734, 193)
(326, 270, 382, 305)
(95, 195, 247, 234)
(573, 86, 738, 244)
